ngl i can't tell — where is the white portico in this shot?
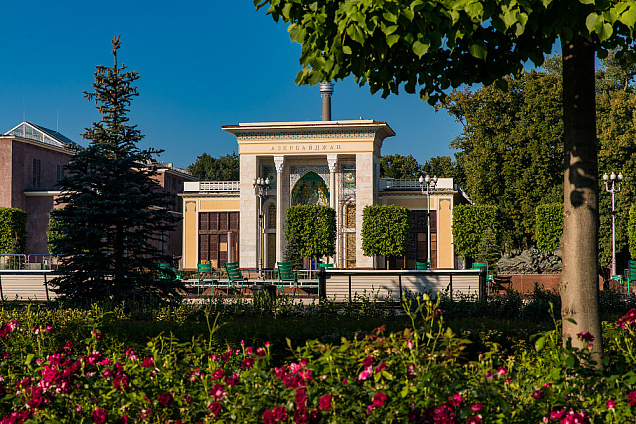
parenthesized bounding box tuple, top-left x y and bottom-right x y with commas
(222, 120, 396, 270)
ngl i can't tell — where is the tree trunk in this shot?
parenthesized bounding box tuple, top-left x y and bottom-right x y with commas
(560, 35, 602, 356)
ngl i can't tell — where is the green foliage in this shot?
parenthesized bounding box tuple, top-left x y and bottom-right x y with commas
(452, 205, 502, 258)
(421, 155, 462, 184)
(284, 205, 336, 260)
(361, 205, 411, 258)
(46, 209, 63, 255)
(282, 237, 304, 270)
(446, 71, 564, 248)
(536, 204, 564, 252)
(475, 227, 500, 267)
(3, 295, 636, 422)
(187, 152, 239, 181)
(50, 37, 181, 304)
(630, 205, 636, 259)
(0, 208, 27, 254)
(379, 154, 420, 179)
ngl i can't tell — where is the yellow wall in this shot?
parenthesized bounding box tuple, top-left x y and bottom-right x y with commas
(181, 196, 240, 270)
(438, 198, 453, 269)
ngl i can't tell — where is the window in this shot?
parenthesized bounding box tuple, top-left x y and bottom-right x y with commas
(33, 159, 41, 187)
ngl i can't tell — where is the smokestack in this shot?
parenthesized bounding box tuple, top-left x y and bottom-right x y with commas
(320, 82, 334, 121)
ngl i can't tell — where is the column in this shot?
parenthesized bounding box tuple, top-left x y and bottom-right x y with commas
(274, 155, 285, 263)
(327, 154, 338, 265)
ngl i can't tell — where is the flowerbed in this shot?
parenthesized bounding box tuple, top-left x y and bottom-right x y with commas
(1, 298, 636, 423)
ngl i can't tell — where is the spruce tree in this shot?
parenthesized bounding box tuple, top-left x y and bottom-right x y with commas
(50, 36, 182, 303)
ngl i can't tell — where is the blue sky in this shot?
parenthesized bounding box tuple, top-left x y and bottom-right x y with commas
(0, 1, 463, 170)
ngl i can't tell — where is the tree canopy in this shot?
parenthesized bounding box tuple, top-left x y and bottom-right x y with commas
(188, 152, 239, 181)
(255, 0, 636, 352)
(50, 37, 181, 303)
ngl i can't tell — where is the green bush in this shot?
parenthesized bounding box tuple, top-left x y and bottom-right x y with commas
(47, 209, 64, 255)
(630, 205, 636, 259)
(285, 205, 336, 261)
(536, 203, 563, 251)
(452, 205, 502, 258)
(2, 297, 636, 423)
(0, 207, 27, 254)
(361, 205, 411, 258)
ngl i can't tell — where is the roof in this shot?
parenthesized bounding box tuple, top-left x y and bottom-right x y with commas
(4, 122, 79, 149)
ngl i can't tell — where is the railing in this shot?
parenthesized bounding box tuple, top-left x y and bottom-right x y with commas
(0, 255, 59, 270)
(317, 268, 486, 302)
(380, 178, 454, 191)
(184, 181, 240, 192)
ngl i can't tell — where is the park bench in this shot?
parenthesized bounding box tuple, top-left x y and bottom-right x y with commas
(624, 260, 636, 296)
(277, 261, 298, 296)
(224, 262, 248, 295)
(196, 263, 217, 296)
(415, 262, 431, 270)
(472, 262, 495, 294)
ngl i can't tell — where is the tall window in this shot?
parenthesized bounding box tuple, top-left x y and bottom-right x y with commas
(33, 159, 41, 187)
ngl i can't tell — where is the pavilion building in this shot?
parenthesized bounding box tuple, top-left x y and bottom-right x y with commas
(181, 87, 466, 271)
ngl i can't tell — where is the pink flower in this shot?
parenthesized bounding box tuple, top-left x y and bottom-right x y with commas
(256, 347, 266, 357)
(628, 390, 636, 406)
(358, 368, 372, 381)
(448, 393, 462, 406)
(617, 308, 636, 329)
(407, 340, 414, 349)
(361, 356, 374, 368)
(91, 408, 107, 424)
(263, 409, 275, 424)
(272, 406, 287, 421)
(141, 357, 155, 368)
(532, 390, 545, 400)
(210, 384, 227, 401)
(372, 392, 387, 408)
(466, 416, 483, 424)
(211, 369, 225, 380)
(576, 332, 594, 342)
(319, 394, 333, 411)
(158, 392, 173, 408)
(208, 402, 222, 417)
(543, 382, 553, 388)
(550, 408, 566, 420)
(242, 357, 255, 369)
(375, 362, 388, 373)
(606, 400, 615, 409)
(560, 410, 589, 424)
(471, 403, 483, 412)
(497, 366, 507, 376)
(295, 388, 307, 406)
(485, 372, 494, 381)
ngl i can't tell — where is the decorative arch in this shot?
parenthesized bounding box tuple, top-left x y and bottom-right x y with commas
(291, 171, 329, 206)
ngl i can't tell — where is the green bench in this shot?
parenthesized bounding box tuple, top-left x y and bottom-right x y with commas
(196, 263, 218, 296)
(277, 261, 298, 296)
(472, 262, 495, 295)
(224, 262, 248, 295)
(415, 262, 430, 270)
(624, 260, 636, 296)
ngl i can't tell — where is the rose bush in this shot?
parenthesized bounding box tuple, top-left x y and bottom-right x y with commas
(0, 298, 636, 422)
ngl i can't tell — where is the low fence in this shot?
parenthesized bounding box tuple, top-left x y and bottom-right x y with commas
(318, 269, 486, 302)
(0, 254, 59, 270)
(0, 270, 56, 302)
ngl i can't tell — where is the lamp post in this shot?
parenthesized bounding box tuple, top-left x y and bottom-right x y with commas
(253, 176, 270, 279)
(603, 171, 623, 277)
(419, 174, 438, 267)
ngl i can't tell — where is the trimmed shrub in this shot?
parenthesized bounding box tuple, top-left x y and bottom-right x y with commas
(452, 205, 502, 258)
(536, 203, 563, 251)
(0, 207, 27, 254)
(361, 205, 411, 258)
(630, 205, 636, 259)
(285, 205, 336, 261)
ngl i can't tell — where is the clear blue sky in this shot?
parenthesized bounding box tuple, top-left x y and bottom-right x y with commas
(0, 1, 463, 170)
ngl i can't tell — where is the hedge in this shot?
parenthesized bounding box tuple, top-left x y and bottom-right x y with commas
(535, 203, 563, 252)
(630, 205, 636, 259)
(452, 205, 501, 258)
(0, 207, 27, 254)
(285, 205, 336, 260)
(361, 205, 411, 258)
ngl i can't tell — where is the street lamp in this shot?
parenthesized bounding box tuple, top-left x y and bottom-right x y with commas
(603, 171, 623, 277)
(253, 176, 270, 278)
(419, 174, 438, 267)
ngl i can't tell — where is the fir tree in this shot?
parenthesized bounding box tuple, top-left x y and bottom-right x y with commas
(50, 36, 182, 303)
(475, 227, 500, 269)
